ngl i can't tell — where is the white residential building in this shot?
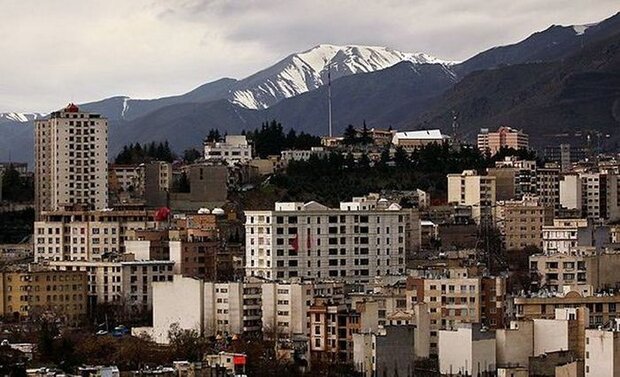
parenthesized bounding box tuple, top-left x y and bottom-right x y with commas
(34, 209, 156, 262)
(280, 147, 327, 163)
(585, 320, 620, 377)
(261, 281, 312, 338)
(48, 260, 122, 305)
(438, 323, 496, 376)
(245, 195, 417, 284)
(121, 260, 175, 310)
(204, 281, 262, 336)
(133, 275, 205, 344)
(133, 277, 335, 344)
(204, 135, 252, 164)
(542, 219, 590, 254)
(34, 103, 108, 215)
(391, 130, 450, 151)
(559, 173, 582, 212)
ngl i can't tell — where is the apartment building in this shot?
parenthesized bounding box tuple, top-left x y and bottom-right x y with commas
(261, 281, 312, 338)
(204, 281, 262, 337)
(308, 299, 352, 362)
(477, 126, 528, 155)
(203, 135, 252, 165)
(407, 275, 506, 353)
(559, 173, 582, 214)
(530, 251, 620, 291)
(541, 218, 600, 254)
(34, 209, 156, 261)
(488, 157, 537, 201)
(108, 164, 143, 193)
(245, 195, 418, 284)
(514, 290, 620, 327)
(0, 269, 88, 324)
(536, 166, 561, 216)
(121, 260, 175, 311)
(280, 147, 328, 164)
(438, 323, 496, 376)
(496, 308, 588, 370)
(530, 253, 588, 291)
(48, 260, 121, 306)
(544, 144, 587, 172)
(34, 104, 108, 216)
(134, 276, 342, 344)
(144, 161, 172, 207)
(108, 164, 144, 205)
(447, 170, 496, 224)
(497, 196, 553, 251)
(48, 259, 173, 309)
(353, 324, 428, 377)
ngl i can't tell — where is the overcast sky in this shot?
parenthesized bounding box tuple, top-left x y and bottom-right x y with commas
(1, 0, 618, 113)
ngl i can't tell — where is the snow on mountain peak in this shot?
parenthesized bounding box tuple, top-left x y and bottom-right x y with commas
(572, 23, 597, 36)
(229, 44, 452, 109)
(0, 112, 45, 123)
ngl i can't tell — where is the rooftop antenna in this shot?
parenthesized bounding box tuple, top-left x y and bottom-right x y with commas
(325, 59, 333, 137)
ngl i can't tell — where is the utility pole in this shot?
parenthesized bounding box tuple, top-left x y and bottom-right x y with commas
(328, 65, 333, 137)
(325, 59, 333, 137)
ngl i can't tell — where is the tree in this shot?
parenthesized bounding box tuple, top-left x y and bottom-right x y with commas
(114, 141, 176, 164)
(360, 120, 373, 145)
(1, 164, 34, 202)
(393, 146, 409, 167)
(343, 125, 357, 145)
(183, 148, 202, 163)
(167, 323, 211, 362)
(206, 129, 222, 142)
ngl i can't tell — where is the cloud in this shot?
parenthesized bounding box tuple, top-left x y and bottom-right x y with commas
(0, 0, 618, 112)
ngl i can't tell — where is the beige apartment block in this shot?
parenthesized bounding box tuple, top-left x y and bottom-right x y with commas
(0, 269, 88, 324)
(35, 104, 108, 217)
(447, 170, 496, 224)
(407, 275, 506, 353)
(34, 209, 156, 262)
(514, 290, 620, 327)
(497, 195, 553, 251)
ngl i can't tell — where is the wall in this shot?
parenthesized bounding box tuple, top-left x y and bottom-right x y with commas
(534, 319, 569, 356)
(496, 321, 534, 368)
(150, 276, 204, 344)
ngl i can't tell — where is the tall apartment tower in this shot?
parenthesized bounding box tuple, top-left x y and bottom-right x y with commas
(35, 103, 108, 217)
(477, 126, 528, 155)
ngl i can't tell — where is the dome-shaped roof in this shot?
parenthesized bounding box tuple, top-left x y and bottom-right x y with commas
(65, 103, 79, 112)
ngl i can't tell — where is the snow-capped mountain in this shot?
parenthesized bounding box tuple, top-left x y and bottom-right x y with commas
(229, 44, 454, 109)
(74, 45, 452, 120)
(0, 112, 45, 124)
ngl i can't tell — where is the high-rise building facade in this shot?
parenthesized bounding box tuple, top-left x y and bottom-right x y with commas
(477, 126, 528, 155)
(35, 104, 108, 216)
(245, 196, 417, 283)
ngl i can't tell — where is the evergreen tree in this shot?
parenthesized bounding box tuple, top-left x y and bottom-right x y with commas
(183, 148, 202, 163)
(360, 121, 373, 145)
(343, 125, 357, 145)
(394, 146, 410, 167)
